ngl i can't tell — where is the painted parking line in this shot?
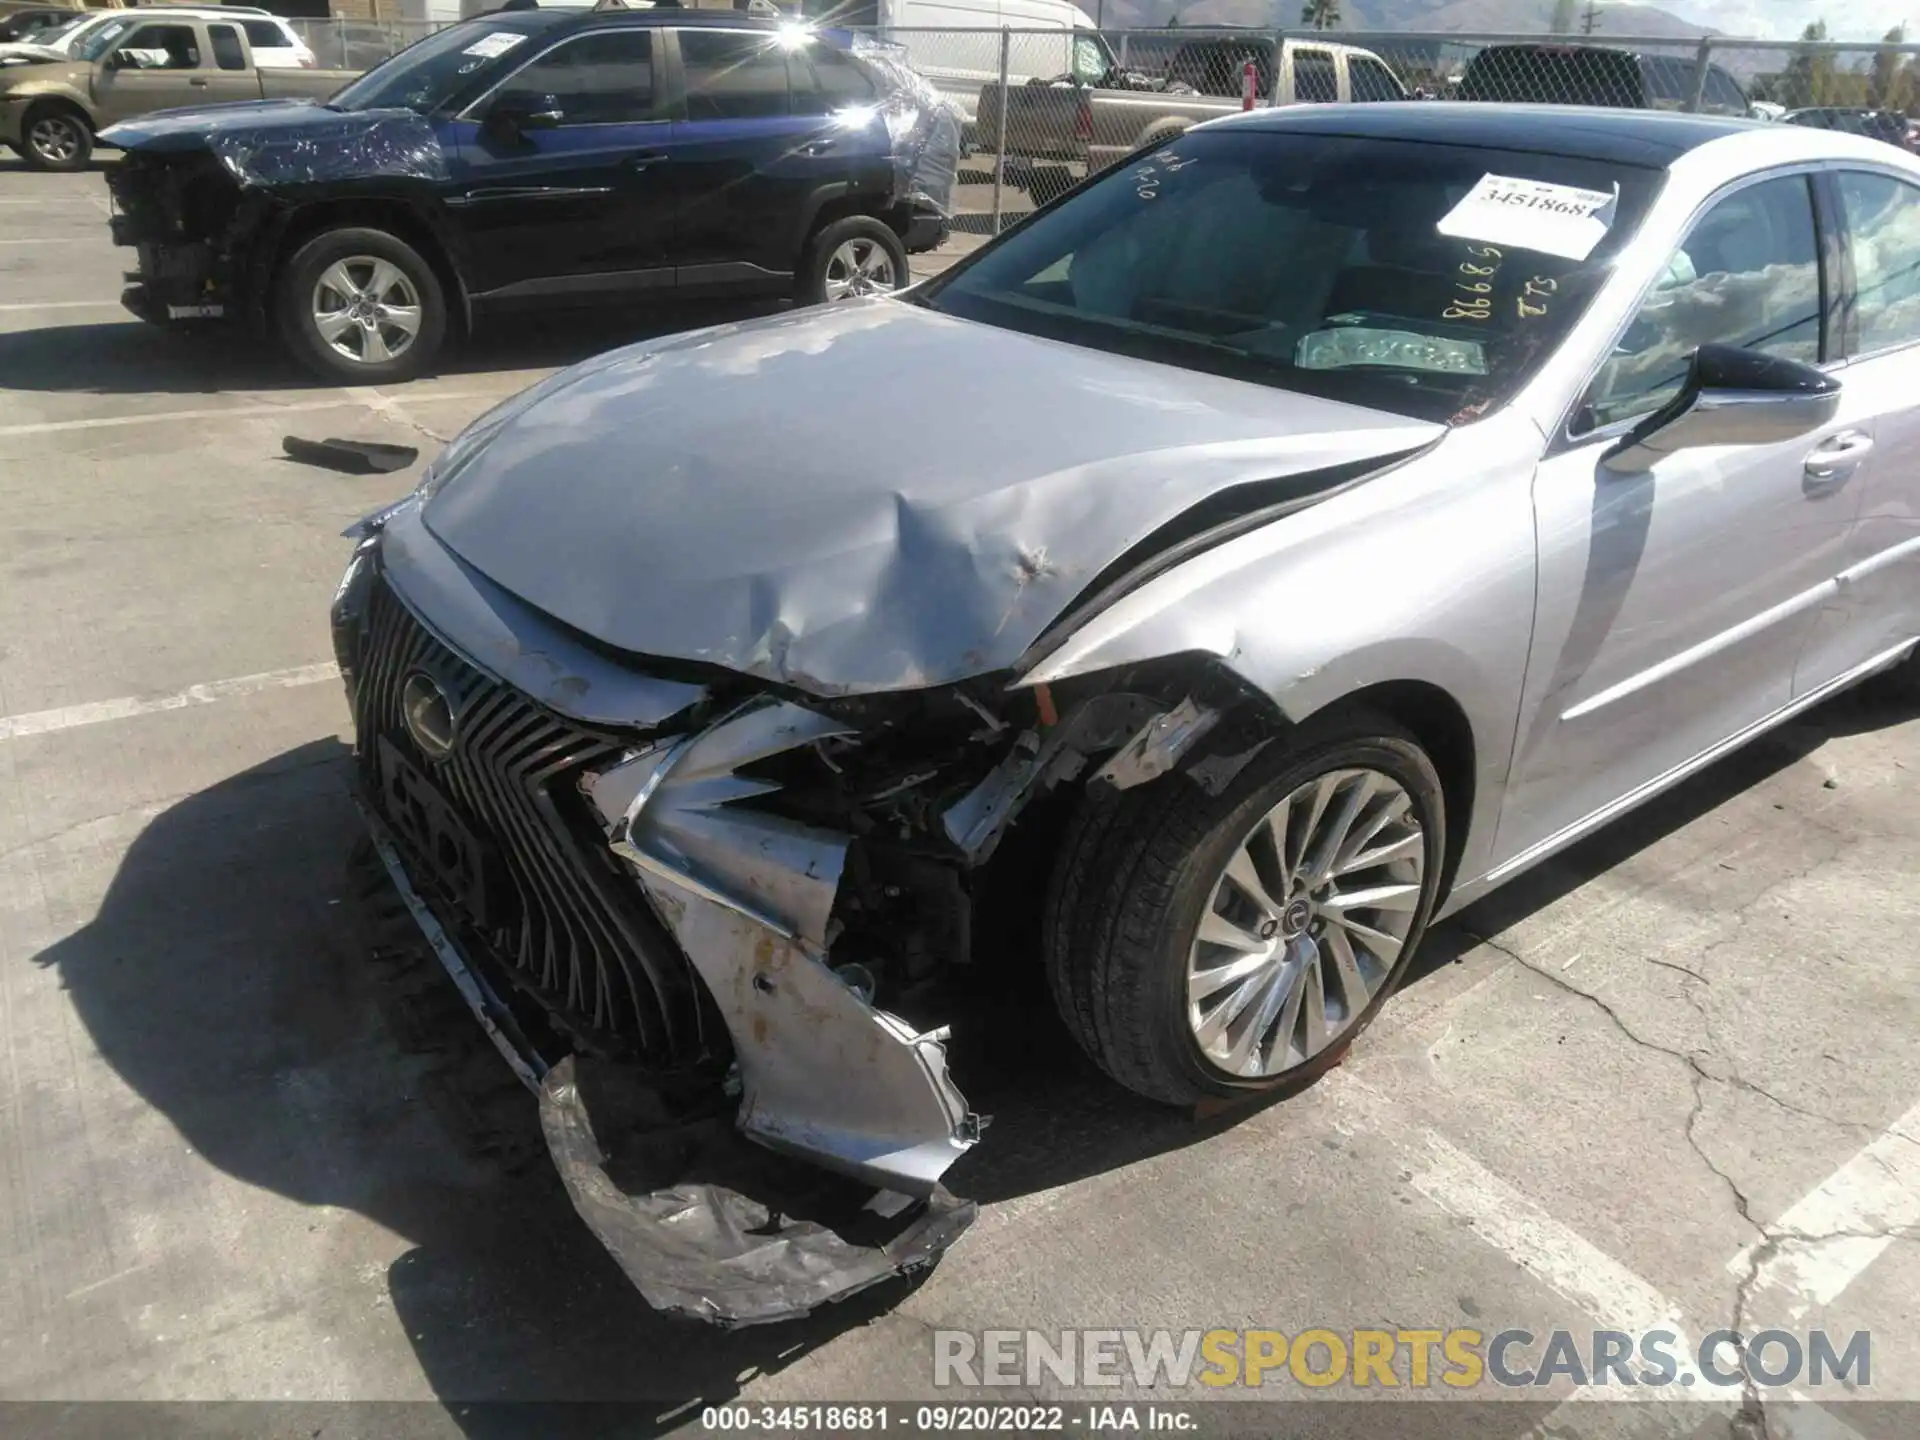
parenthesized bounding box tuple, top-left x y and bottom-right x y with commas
(0, 662, 341, 743)
(1727, 1096, 1920, 1320)
(0, 301, 126, 312)
(0, 389, 496, 438)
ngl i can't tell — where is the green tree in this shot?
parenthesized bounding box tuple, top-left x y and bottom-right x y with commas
(1871, 24, 1911, 110)
(1550, 0, 1578, 34)
(1301, 0, 1342, 29)
(1785, 20, 1835, 107)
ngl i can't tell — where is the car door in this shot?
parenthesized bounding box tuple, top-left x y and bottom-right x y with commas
(1795, 167, 1920, 685)
(666, 28, 876, 284)
(202, 24, 272, 104)
(1499, 171, 1858, 860)
(444, 27, 675, 301)
(92, 21, 237, 124)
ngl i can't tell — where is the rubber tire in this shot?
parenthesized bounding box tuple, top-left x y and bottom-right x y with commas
(277, 226, 447, 385)
(1043, 710, 1447, 1107)
(794, 215, 909, 307)
(20, 103, 92, 172)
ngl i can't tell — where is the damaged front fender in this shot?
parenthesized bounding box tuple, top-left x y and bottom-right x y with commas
(583, 700, 981, 1196)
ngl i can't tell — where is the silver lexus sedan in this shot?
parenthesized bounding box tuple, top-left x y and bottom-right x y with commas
(333, 104, 1920, 1324)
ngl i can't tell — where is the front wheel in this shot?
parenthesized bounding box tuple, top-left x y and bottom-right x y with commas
(21, 105, 92, 172)
(277, 226, 447, 384)
(1045, 712, 1446, 1106)
(795, 216, 908, 306)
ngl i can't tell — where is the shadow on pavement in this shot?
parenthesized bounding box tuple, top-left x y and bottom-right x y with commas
(30, 679, 1909, 1427)
(0, 299, 784, 398)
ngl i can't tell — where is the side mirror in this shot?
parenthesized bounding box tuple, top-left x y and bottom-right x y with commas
(484, 94, 563, 136)
(1601, 343, 1839, 473)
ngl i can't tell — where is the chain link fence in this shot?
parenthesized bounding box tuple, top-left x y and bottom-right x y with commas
(272, 18, 1920, 241)
(882, 27, 1920, 234)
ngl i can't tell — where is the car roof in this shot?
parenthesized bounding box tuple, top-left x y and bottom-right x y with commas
(1227, 103, 1761, 167)
(476, 8, 790, 34)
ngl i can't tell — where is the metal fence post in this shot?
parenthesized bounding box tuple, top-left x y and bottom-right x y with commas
(1686, 37, 1712, 113)
(1270, 30, 1288, 105)
(992, 27, 1010, 236)
(1118, 32, 1129, 71)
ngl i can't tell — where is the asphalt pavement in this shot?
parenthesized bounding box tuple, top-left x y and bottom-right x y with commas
(1, 158, 1916, 1439)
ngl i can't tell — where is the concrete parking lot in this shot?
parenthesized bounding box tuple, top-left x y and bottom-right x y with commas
(1, 156, 1916, 1438)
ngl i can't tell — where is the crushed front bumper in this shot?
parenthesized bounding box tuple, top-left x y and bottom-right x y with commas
(338, 507, 980, 1324)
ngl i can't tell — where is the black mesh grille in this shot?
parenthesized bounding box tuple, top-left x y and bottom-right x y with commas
(355, 572, 705, 1063)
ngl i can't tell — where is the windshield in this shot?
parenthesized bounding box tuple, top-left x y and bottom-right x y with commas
(327, 16, 560, 114)
(917, 130, 1662, 424)
(76, 18, 138, 62)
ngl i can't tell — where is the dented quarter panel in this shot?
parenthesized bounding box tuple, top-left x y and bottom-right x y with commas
(1022, 411, 1548, 896)
(420, 300, 1444, 696)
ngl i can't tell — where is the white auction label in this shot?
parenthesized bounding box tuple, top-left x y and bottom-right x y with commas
(463, 32, 528, 59)
(1436, 174, 1619, 261)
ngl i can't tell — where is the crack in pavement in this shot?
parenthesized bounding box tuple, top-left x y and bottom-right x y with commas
(1459, 927, 1917, 1440)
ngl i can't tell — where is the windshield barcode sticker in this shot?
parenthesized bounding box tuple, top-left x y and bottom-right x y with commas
(462, 32, 527, 59)
(1436, 174, 1618, 261)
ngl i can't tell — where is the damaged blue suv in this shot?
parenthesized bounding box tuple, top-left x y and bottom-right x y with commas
(101, 11, 959, 381)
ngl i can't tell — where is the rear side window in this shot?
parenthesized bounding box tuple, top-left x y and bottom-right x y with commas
(495, 30, 657, 126)
(1838, 171, 1920, 354)
(794, 42, 876, 114)
(681, 30, 791, 121)
(1348, 56, 1403, 102)
(1293, 50, 1336, 103)
(209, 23, 245, 71)
(241, 20, 285, 50)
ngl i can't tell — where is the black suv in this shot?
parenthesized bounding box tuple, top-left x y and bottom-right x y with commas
(102, 12, 958, 381)
(1459, 43, 1748, 116)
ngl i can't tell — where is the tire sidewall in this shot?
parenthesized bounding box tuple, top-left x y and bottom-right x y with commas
(278, 227, 447, 384)
(798, 217, 908, 306)
(23, 107, 90, 172)
(1144, 726, 1447, 1102)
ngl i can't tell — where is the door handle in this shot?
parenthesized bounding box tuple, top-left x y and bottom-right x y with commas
(801, 138, 839, 156)
(189, 77, 208, 87)
(1803, 430, 1873, 493)
(626, 150, 668, 172)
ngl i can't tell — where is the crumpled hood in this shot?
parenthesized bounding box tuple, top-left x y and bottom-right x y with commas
(423, 301, 1442, 695)
(102, 104, 444, 188)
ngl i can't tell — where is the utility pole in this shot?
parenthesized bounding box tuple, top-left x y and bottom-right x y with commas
(1581, 1, 1600, 34)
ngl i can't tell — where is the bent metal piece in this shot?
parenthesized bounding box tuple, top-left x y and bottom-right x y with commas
(585, 700, 981, 1195)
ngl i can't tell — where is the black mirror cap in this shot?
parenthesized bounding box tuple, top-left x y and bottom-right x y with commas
(1691, 342, 1838, 397)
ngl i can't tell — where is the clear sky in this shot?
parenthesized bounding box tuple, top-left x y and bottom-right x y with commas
(1666, 0, 1917, 39)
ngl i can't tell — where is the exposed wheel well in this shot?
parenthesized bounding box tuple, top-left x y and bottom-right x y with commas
(20, 98, 92, 142)
(264, 200, 467, 337)
(805, 193, 912, 246)
(1315, 680, 1476, 898)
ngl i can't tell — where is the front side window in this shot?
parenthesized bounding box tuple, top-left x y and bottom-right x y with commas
(919, 131, 1662, 424)
(116, 25, 201, 71)
(1349, 57, 1404, 102)
(494, 30, 656, 125)
(1839, 171, 1920, 355)
(1582, 175, 1822, 430)
(1293, 50, 1336, 103)
(242, 20, 287, 51)
(681, 30, 791, 121)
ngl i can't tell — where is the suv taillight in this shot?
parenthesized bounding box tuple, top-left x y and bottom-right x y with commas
(1073, 95, 1093, 142)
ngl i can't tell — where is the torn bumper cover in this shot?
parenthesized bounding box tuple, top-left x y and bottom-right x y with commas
(344, 538, 980, 1323)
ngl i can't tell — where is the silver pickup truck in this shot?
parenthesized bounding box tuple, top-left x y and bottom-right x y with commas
(980, 35, 1408, 201)
(0, 14, 349, 169)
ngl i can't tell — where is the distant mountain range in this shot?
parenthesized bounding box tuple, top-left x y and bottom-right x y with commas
(1095, 0, 1716, 38)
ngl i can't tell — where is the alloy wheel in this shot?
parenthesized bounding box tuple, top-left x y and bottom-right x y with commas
(822, 237, 899, 301)
(28, 115, 82, 166)
(311, 255, 423, 366)
(1186, 767, 1426, 1078)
